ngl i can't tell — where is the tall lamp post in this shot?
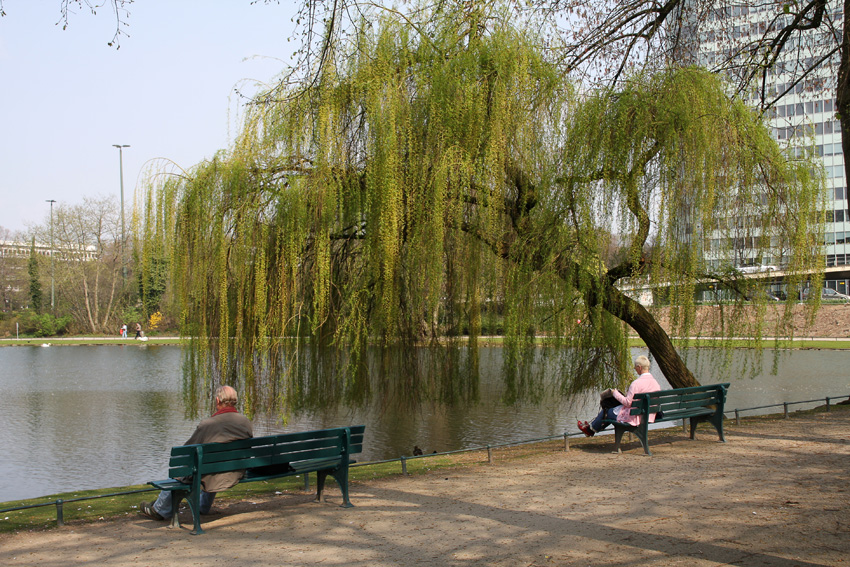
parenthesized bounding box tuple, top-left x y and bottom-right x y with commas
(112, 144, 130, 281)
(46, 199, 56, 312)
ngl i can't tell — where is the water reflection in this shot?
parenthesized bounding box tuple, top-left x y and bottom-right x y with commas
(183, 342, 488, 418)
(0, 344, 847, 502)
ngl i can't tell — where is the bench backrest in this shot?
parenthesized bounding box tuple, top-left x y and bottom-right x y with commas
(167, 425, 366, 478)
(629, 383, 730, 417)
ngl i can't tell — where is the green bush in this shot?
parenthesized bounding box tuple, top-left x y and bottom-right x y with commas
(17, 311, 73, 337)
(120, 306, 143, 328)
(0, 313, 19, 338)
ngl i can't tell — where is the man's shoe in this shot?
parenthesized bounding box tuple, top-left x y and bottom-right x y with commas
(139, 501, 165, 521)
(577, 420, 595, 437)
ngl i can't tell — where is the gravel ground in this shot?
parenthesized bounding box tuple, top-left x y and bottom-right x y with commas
(2, 408, 848, 566)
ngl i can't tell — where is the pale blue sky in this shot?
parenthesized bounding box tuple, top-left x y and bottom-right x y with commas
(0, 1, 300, 233)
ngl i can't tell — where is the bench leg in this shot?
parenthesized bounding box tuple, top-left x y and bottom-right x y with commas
(171, 490, 206, 535)
(172, 488, 205, 535)
(186, 493, 205, 536)
(315, 470, 327, 503)
(688, 417, 699, 440)
(635, 424, 651, 456)
(689, 415, 725, 444)
(612, 425, 651, 455)
(612, 427, 626, 453)
(331, 467, 354, 508)
(169, 490, 186, 530)
(314, 468, 354, 508)
(709, 411, 726, 443)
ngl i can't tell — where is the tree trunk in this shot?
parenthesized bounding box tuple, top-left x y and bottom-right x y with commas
(839, 0, 850, 215)
(601, 283, 701, 389)
(82, 278, 97, 334)
(547, 249, 700, 389)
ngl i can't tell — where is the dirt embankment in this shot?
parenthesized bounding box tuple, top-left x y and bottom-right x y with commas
(652, 303, 850, 339)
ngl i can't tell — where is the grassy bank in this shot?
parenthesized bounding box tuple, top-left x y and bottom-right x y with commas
(3, 335, 849, 349)
(3, 404, 848, 535)
(0, 451, 482, 535)
(0, 337, 183, 347)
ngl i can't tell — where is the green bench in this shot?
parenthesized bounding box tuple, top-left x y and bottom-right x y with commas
(603, 383, 729, 456)
(149, 425, 366, 534)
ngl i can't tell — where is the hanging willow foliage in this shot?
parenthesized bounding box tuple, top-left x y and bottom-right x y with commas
(138, 4, 822, 418)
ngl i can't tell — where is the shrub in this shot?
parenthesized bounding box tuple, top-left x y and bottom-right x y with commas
(17, 311, 72, 337)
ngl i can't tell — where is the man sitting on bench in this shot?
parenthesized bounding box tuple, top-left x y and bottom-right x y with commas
(577, 355, 661, 437)
(139, 385, 253, 521)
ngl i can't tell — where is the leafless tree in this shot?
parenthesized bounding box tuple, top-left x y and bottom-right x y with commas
(0, 0, 133, 47)
(29, 196, 127, 333)
(537, 0, 848, 212)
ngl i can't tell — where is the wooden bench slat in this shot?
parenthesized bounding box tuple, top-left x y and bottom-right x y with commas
(192, 441, 343, 463)
(644, 399, 722, 414)
(289, 457, 342, 472)
(166, 466, 195, 478)
(168, 443, 362, 477)
(638, 391, 724, 407)
(169, 426, 366, 456)
(150, 479, 188, 490)
(193, 448, 347, 475)
(655, 408, 714, 420)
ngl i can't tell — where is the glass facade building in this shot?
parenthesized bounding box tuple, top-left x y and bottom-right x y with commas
(687, 2, 849, 295)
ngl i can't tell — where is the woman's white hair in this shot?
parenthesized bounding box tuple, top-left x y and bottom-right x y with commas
(634, 355, 651, 371)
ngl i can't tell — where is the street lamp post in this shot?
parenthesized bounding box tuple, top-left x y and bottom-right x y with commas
(112, 144, 130, 281)
(46, 199, 56, 312)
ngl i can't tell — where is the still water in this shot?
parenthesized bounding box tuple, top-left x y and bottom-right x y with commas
(1, 344, 847, 502)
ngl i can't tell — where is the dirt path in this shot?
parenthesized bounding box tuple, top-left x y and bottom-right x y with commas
(2, 409, 848, 566)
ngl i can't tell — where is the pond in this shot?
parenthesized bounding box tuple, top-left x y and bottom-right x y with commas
(0, 344, 847, 502)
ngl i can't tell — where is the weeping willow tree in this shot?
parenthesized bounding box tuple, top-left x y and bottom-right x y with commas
(138, 3, 822, 417)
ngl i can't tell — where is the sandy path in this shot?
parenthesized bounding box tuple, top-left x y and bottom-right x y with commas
(2, 409, 848, 566)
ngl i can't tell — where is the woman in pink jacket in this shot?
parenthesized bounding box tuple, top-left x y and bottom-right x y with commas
(578, 355, 661, 437)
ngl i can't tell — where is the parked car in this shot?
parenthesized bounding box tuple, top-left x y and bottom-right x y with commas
(746, 289, 783, 302)
(737, 264, 778, 274)
(801, 288, 850, 301)
(821, 288, 850, 301)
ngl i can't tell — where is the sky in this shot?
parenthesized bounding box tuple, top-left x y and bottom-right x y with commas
(0, 1, 301, 235)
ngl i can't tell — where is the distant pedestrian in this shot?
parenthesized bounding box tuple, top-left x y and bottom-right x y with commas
(120, 324, 127, 338)
(134, 322, 142, 339)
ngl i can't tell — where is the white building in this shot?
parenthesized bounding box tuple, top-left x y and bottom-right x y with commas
(0, 240, 98, 262)
(685, 2, 849, 297)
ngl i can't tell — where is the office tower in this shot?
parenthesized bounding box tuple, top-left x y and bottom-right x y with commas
(685, 2, 849, 296)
